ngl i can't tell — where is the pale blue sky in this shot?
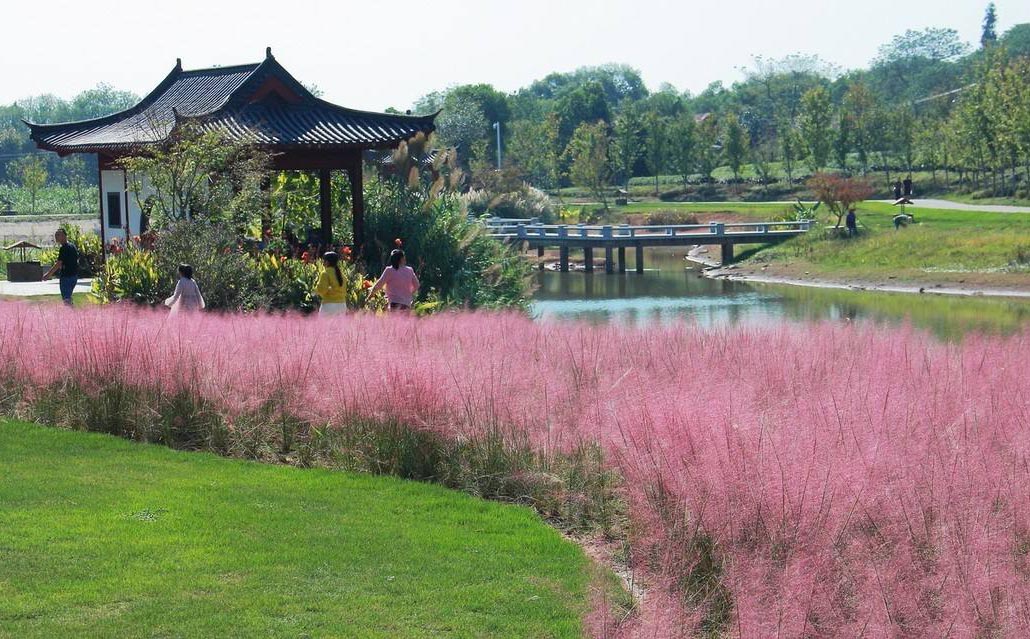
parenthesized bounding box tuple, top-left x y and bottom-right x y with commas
(3, 0, 1028, 111)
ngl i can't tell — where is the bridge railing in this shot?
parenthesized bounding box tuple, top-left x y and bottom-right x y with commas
(484, 219, 814, 239)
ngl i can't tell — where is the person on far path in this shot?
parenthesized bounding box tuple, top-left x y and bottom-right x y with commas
(845, 206, 858, 237)
(368, 248, 419, 312)
(903, 176, 913, 197)
(42, 228, 78, 305)
(164, 263, 205, 314)
(892, 180, 903, 200)
(315, 252, 348, 316)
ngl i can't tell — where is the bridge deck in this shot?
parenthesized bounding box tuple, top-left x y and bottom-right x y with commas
(486, 219, 811, 245)
(482, 218, 813, 273)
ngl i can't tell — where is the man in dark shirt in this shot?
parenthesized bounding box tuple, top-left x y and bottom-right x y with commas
(42, 228, 79, 305)
(845, 207, 858, 237)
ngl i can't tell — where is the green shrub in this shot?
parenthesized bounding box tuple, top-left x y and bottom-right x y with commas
(153, 221, 263, 311)
(91, 244, 162, 305)
(643, 211, 700, 226)
(363, 137, 532, 310)
(38, 223, 103, 275)
(254, 252, 320, 312)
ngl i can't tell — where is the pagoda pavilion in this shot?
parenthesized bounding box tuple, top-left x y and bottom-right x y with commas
(25, 48, 436, 252)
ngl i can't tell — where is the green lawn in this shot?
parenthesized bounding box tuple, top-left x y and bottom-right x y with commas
(0, 292, 98, 304)
(0, 420, 593, 638)
(749, 203, 1030, 286)
(554, 201, 1030, 288)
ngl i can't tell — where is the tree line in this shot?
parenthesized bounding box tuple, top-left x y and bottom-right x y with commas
(420, 9, 1030, 200)
(3, 7, 1030, 215)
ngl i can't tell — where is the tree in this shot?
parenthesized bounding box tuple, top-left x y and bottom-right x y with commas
(564, 121, 612, 211)
(695, 116, 721, 181)
(982, 3, 998, 48)
(842, 83, 877, 172)
(555, 82, 611, 147)
(750, 138, 777, 194)
(643, 112, 670, 195)
(833, 108, 851, 171)
(667, 114, 698, 187)
(915, 118, 946, 187)
(120, 125, 270, 230)
(436, 99, 490, 165)
(1000, 23, 1030, 59)
(777, 119, 800, 184)
(873, 28, 970, 64)
(610, 107, 644, 189)
(807, 173, 875, 228)
(722, 113, 749, 182)
(445, 84, 511, 162)
(12, 154, 48, 214)
(798, 86, 833, 172)
(892, 106, 917, 174)
(64, 156, 91, 214)
(507, 114, 562, 190)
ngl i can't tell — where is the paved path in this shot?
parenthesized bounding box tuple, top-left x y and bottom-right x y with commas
(0, 278, 93, 297)
(884, 199, 1030, 213)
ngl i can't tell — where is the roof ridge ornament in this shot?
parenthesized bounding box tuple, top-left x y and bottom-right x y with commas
(265, 47, 274, 60)
(175, 58, 182, 71)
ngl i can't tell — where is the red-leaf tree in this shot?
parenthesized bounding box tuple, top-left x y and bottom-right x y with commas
(806, 173, 875, 228)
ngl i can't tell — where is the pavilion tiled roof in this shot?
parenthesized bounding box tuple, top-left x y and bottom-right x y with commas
(25, 50, 436, 155)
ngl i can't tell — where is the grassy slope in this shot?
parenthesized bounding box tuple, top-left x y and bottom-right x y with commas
(567, 201, 1029, 289)
(750, 203, 1030, 287)
(0, 421, 590, 638)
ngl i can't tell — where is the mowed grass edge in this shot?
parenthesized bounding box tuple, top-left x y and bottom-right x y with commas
(0, 420, 591, 638)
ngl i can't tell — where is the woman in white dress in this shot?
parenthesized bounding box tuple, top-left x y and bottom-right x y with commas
(164, 264, 205, 314)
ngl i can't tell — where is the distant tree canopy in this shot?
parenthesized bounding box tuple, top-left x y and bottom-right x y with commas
(0, 84, 139, 185)
(7, 15, 1030, 210)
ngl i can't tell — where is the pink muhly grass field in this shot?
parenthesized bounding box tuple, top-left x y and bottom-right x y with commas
(1, 301, 1028, 637)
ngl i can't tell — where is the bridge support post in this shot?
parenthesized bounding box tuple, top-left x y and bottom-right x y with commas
(721, 242, 734, 264)
(605, 246, 614, 273)
(635, 244, 644, 273)
(559, 245, 569, 272)
(617, 246, 626, 273)
(537, 246, 545, 258)
(584, 246, 594, 272)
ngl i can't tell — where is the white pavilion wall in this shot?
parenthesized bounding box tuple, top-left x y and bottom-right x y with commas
(99, 170, 153, 242)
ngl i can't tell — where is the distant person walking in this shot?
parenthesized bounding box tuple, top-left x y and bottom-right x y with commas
(164, 264, 205, 314)
(903, 176, 913, 197)
(892, 181, 903, 200)
(315, 251, 348, 316)
(845, 207, 858, 237)
(42, 228, 78, 305)
(368, 248, 419, 312)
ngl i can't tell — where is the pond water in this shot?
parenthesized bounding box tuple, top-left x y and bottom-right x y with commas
(531, 249, 1030, 339)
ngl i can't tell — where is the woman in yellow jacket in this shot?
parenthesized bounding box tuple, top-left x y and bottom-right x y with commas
(315, 252, 347, 316)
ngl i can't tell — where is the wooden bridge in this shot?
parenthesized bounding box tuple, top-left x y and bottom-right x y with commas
(484, 218, 814, 272)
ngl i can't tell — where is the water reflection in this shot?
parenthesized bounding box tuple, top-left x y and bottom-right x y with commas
(531, 249, 1030, 338)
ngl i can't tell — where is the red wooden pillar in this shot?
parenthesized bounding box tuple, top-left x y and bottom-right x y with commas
(348, 161, 364, 251)
(319, 168, 332, 244)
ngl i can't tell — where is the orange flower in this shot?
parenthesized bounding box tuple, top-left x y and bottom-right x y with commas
(362, 280, 373, 289)
(394, 238, 403, 248)
(342, 246, 352, 255)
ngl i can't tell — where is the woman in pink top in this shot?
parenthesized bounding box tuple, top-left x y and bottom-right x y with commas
(368, 248, 419, 311)
(164, 263, 205, 314)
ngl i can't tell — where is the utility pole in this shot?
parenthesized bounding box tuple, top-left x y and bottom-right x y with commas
(492, 122, 502, 169)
